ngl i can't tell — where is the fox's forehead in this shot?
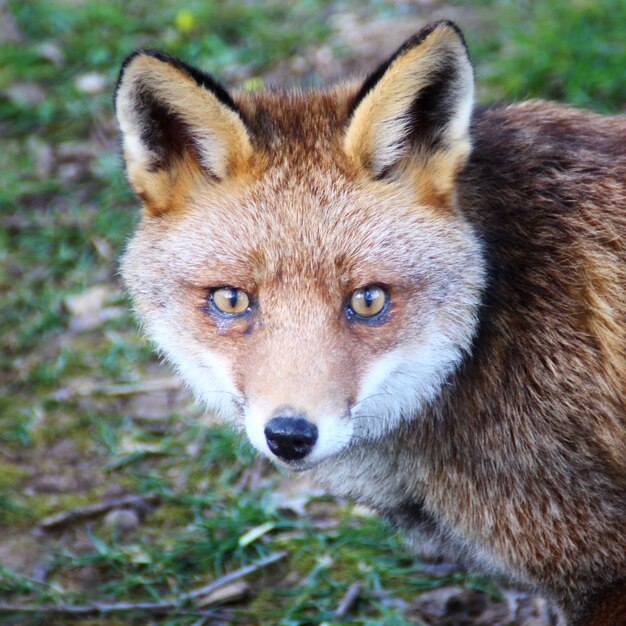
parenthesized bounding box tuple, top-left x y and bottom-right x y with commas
(170, 167, 449, 293)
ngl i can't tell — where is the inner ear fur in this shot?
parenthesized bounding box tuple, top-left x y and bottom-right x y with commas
(115, 50, 253, 215)
(344, 21, 474, 205)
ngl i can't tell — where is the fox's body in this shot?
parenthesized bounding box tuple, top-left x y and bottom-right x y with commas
(314, 104, 626, 622)
(116, 22, 626, 625)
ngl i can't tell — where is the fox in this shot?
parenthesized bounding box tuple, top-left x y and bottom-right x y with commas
(114, 21, 626, 626)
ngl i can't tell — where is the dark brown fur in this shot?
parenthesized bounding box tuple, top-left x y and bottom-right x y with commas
(452, 102, 626, 620)
(323, 101, 626, 623)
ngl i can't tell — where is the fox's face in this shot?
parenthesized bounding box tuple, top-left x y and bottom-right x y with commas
(116, 22, 485, 469)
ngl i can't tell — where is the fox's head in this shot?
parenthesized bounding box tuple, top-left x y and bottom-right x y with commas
(116, 21, 485, 470)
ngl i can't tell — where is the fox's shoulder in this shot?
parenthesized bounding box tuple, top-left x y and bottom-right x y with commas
(460, 100, 626, 232)
(454, 100, 626, 471)
(470, 100, 626, 158)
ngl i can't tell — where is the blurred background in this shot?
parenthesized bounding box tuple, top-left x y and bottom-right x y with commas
(0, 1, 624, 624)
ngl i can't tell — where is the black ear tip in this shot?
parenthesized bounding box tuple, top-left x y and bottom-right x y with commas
(399, 20, 468, 58)
(114, 49, 170, 104)
(113, 48, 243, 121)
(431, 19, 469, 52)
(116, 49, 173, 83)
(349, 19, 470, 118)
(427, 19, 465, 38)
(120, 48, 172, 71)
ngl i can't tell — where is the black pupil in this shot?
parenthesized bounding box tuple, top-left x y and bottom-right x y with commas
(228, 289, 238, 309)
(363, 287, 376, 308)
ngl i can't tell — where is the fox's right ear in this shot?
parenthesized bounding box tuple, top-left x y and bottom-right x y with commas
(114, 50, 252, 215)
(344, 21, 474, 205)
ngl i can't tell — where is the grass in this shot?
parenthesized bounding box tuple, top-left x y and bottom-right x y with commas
(465, 0, 626, 111)
(0, 0, 623, 624)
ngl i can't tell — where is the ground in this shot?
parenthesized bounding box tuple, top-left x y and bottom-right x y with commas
(1, 1, 624, 624)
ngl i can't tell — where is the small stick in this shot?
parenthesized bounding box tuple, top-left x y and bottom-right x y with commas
(53, 377, 182, 401)
(36, 493, 161, 532)
(333, 582, 363, 621)
(100, 377, 181, 396)
(415, 561, 461, 577)
(182, 551, 286, 601)
(0, 550, 287, 615)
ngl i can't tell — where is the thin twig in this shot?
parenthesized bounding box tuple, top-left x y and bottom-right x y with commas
(36, 493, 161, 532)
(334, 582, 362, 621)
(235, 455, 268, 491)
(415, 561, 462, 577)
(0, 550, 287, 615)
(52, 376, 181, 401)
(182, 551, 286, 601)
(100, 377, 181, 396)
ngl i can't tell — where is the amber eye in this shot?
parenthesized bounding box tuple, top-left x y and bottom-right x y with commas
(347, 285, 388, 320)
(210, 287, 250, 316)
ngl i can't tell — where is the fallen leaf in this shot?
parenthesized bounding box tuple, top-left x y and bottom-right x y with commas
(238, 521, 276, 547)
(196, 581, 249, 607)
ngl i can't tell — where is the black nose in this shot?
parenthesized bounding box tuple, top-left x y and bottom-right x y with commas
(264, 416, 318, 461)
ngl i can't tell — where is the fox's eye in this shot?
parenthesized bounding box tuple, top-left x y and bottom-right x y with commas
(347, 285, 389, 320)
(210, 287, 250, 316)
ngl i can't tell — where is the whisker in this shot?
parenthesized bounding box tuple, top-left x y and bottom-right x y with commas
(329, 435, 368, 445)
(349, 392, 394, 412)
(349, 414, 387, 421)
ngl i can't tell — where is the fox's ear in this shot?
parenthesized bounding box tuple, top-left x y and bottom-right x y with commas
(344, 21, 473, 203)
(115, 50, 253, 215)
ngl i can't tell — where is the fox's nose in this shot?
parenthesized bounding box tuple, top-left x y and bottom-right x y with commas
(264, 416, 318, 461)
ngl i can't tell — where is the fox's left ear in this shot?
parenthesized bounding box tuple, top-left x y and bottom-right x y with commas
(345, 21, 474, 203)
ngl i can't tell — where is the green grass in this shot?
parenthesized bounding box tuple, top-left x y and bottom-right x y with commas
(0, 0, 623, 624)
(2, 415, 490, 625)
(465, 0, 626, 111)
